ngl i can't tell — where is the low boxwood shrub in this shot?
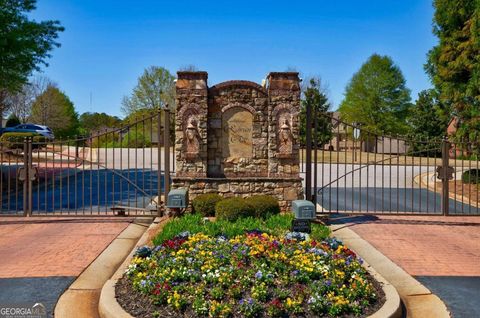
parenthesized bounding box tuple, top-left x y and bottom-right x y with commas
(192, 193, 223, 217)
(462, 169, 480, 184)
(215, 197, 255, 221)
(246, 195, 280, 218)
(0, 132, 47, 149)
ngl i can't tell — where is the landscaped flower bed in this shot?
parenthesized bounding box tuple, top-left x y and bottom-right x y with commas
(116, 214, 383, 318)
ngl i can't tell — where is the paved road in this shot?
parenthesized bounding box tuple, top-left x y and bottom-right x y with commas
(301, 163, 480, 215)
(1, 169, 163, 214)
(415, 276, 480, 318)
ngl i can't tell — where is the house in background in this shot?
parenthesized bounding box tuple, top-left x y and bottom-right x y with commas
(325, 112, 361, 151)
(324, 111, 408, 154)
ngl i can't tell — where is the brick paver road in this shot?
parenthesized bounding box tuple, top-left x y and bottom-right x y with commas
(334, 215, 480, 276)
(331, 215, 480, 318)
(0, 216, 133, 316)
(0, 217, 132, 278)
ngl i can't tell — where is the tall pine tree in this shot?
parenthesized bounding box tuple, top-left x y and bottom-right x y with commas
(426, 0, 480, 141)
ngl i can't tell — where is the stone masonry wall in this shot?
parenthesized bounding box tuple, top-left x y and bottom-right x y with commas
(172, 177, 303, 211)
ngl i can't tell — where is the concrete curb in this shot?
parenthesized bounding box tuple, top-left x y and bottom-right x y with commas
(54, 217, 154, 318)
(98, 216, 170, 318)
(331, 224, 451, 318)
(414, 171, 479, 209)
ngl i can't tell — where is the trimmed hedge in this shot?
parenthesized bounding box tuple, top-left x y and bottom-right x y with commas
(192, 193, 223, 217)
(462, 169, 480, 184)
(0, 132, 47, 149)
(245, 195, 280, 218)
(215, 197, 255, 221)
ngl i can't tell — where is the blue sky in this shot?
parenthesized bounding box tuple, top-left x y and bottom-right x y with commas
(31, 0, 437, 118)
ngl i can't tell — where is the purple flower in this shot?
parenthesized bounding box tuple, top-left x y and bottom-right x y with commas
(255, 271, 263, 279)
(292, 270, 299, 276)
(325, 280, 331, 286)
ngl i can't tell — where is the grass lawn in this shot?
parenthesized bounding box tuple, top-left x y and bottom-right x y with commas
(153, 213, 330, 245)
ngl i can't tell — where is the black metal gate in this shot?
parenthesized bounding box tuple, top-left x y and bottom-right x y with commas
(303, 110, 480, 216)
(0, 109, 173, 216)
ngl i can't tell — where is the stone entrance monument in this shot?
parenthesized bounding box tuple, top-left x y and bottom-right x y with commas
(172, 71, 303, 211)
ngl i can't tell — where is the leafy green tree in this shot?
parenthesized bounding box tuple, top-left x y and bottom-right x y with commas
(79, 112, 122, 134)
(407, 89, 452, 156)
(339, 54, 412, 136)
(408, 89, 451, 139)
(299, 77, 332, 146)
(425, 0, 480, 141)
(121, 66, 175, 115)
(5, 113, 20, 127)
(0, 0, 64, 125)
(30, 86, 79, 138)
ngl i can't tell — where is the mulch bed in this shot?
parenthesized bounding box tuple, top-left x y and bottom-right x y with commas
(436, 181, 480, 205)
(115, 272, 386, 318)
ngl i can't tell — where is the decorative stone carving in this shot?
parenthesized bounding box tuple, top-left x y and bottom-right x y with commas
(185, 117, 200, 159)
(278, 118, 293, 156)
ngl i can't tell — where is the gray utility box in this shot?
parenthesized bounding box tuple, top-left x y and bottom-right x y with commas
(166, 189, 188, 209)
(292, 200, 315, 220)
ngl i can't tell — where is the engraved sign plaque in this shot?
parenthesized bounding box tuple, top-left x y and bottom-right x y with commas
(222, 107, 253, 159)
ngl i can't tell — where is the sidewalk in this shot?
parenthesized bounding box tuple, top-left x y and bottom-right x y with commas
(0, 217, 133, 316)
(330, 214, 480, 317)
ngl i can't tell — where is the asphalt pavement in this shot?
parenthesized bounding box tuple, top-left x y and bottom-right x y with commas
(415, 276, 480, 318)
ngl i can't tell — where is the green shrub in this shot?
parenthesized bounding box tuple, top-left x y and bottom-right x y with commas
(90, 132, 120, 148)
(5, 114, 20, 127)
(192, 193, 223, 217)
(121, 129, 151, 148)
(0, 132, 47, 149)
(215, 197, 255, 221)
(462, 169, 480, 184)
(152, 213, 330, 245)
(246, 195, 280, 218)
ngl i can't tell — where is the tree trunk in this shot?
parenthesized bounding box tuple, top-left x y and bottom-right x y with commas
(0, 89, 9, 129)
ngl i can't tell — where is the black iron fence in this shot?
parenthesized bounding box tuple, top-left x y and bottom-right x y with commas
(0, 109, 173, 216)
(303, 111, 480, 216)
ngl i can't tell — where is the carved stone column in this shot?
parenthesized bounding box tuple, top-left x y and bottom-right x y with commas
(175, 71, 208, 177)
(267, 72, 301, 176)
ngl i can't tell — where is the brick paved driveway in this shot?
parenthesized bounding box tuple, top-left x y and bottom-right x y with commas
(0, 217, 133, 316)
(330, 215, 480, 317)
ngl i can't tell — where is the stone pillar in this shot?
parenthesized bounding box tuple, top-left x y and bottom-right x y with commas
(175, 71, 208, 177)
(267, 72, 301, 177)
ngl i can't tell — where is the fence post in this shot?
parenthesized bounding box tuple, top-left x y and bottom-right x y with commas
(22, 137, 33, 217)
(305, 102, 312, 201)
(22, 138, 29, 216)
(441, 138, 450, 216)
(157, 109, 162, 216)
(164, 108, 171, 197)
